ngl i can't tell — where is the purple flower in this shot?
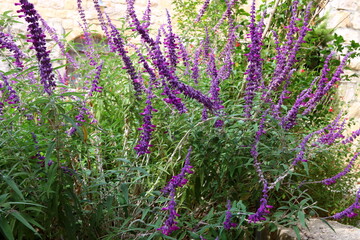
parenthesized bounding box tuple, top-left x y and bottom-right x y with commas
(161, 148, 194, 195)
(329, 188, 360, 219)
(157, 191, 180, 236)
(0, 32, 25, 68)
(164, 10, 179, 70)
(342, 128, 360, 145)
(213, 0, 237, 30)
(134, 85, 157, 155)
(243, 0, 264, 118)
(194, 0, 211, 23)
(264, 1, 311, 102)
(92, 0, 115, 52)
(158, 148, 194, 235)
(251, 110, 269, 185)
(77, 0, 98, 66)
(321, 152, 360, 186)
(224, 200, 237, 229)
(89, 61, 104, 96)
(0, 72, 20, 107)
(248, 184, 273, 223)
(141, 0, 152, 30)
(108, 22, 143, 95)
(39, 16, 79, 69)
(317, 113, 345, 145)
(16, 0, 56, 95)
(126, 0, 216, 113)
(191, 47, 201, 84)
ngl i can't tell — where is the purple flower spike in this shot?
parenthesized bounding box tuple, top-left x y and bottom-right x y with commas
(108, 22, 143, 95)
(243, 0, 264, 118)
(0, 32, 25, 68)
(89, 61, 104, 96)
(342, 128, 360, 145)
(0, 72, 20, 107)
(321, 152, 360, 186)
(248, 184, 273, 223)
(134, 85, 157, 155)
(224, 200, 237, 230)
(17, 0, 56, 95)
(158, 148, 194, 235)
(157, 191, 180, 235)
(329, 188, 360, 220)
(39, 17, 79, 70)
(195, 0, 211, 23)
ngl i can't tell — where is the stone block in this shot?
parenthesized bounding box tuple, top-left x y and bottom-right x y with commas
(326, 10, 352, 29)
(351, 12, 360, 30)
(331, 0, 359, 11)
(338, 80, 357, 103)
(62, 19, 75, 30)
(334, 28, 360, 43)
(349, 55, 360, 71)
(46, 18, 65, 36)
(64, 0, 76, 10)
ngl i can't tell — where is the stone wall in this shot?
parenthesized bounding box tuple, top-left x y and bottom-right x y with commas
(323, 0, 360, 131)
(1, 0, 176, 80)
(2, 0, 173, 41)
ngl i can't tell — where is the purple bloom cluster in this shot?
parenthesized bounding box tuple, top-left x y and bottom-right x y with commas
(68, 101, 96, 135)
(0, 32, 25, 68)
(301, 53, 351, 116)
(251, 110, 268, 185)
(16, 0, 56, 95)
(342, 128, 360, 145)
(108, 22, 143, 95)
(175, 35, 191, 75)
(158, 148, 194, 235)
(224, 200, 237, 229)
(92, 0, 115, 51)
(158, 191, 180, 235)
(218, 26, 237, 81)
(89, 61, 104, 96)
(248, 184, 273, 223)
(77, 0, 98, 66)
(194, 0, 211, 23)
(134, 86, 157, 155)
(321, 152, 360, 185)
(164, 11, 179, 70)
(0, 72, 20, 115)
(264, 1, 311, 102)
(330, 188, 360, 219)
(141, 0, 152, 30)
(125, 0, 216, 113)
(39, 16, 79, 70)
(213, 0, 237, 31)
(243, 0, 264, 118)
(317, 113, 345, 145)
(247, 111, 275, 223)
(191, 47, 201, 84)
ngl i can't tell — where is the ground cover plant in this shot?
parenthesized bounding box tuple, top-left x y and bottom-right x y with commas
(1, 0, 360, 239)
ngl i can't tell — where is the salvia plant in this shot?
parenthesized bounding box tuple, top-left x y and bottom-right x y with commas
(0, 0, 360, 239)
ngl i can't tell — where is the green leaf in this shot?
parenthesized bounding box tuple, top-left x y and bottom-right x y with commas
(9, 211, 38, 234)
(2, 176, 24, 200)
(297, 211, 306, 228)
(44, 141, 56, 169)
(293, 225, 301, 240)
(121, 183, 129, 204)
(0, 216, 14, 240)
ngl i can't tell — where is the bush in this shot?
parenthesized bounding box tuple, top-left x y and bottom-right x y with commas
(0, 0, 360, 239)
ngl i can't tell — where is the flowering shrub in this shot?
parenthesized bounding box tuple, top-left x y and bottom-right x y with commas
(0, 0, 360, 239)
